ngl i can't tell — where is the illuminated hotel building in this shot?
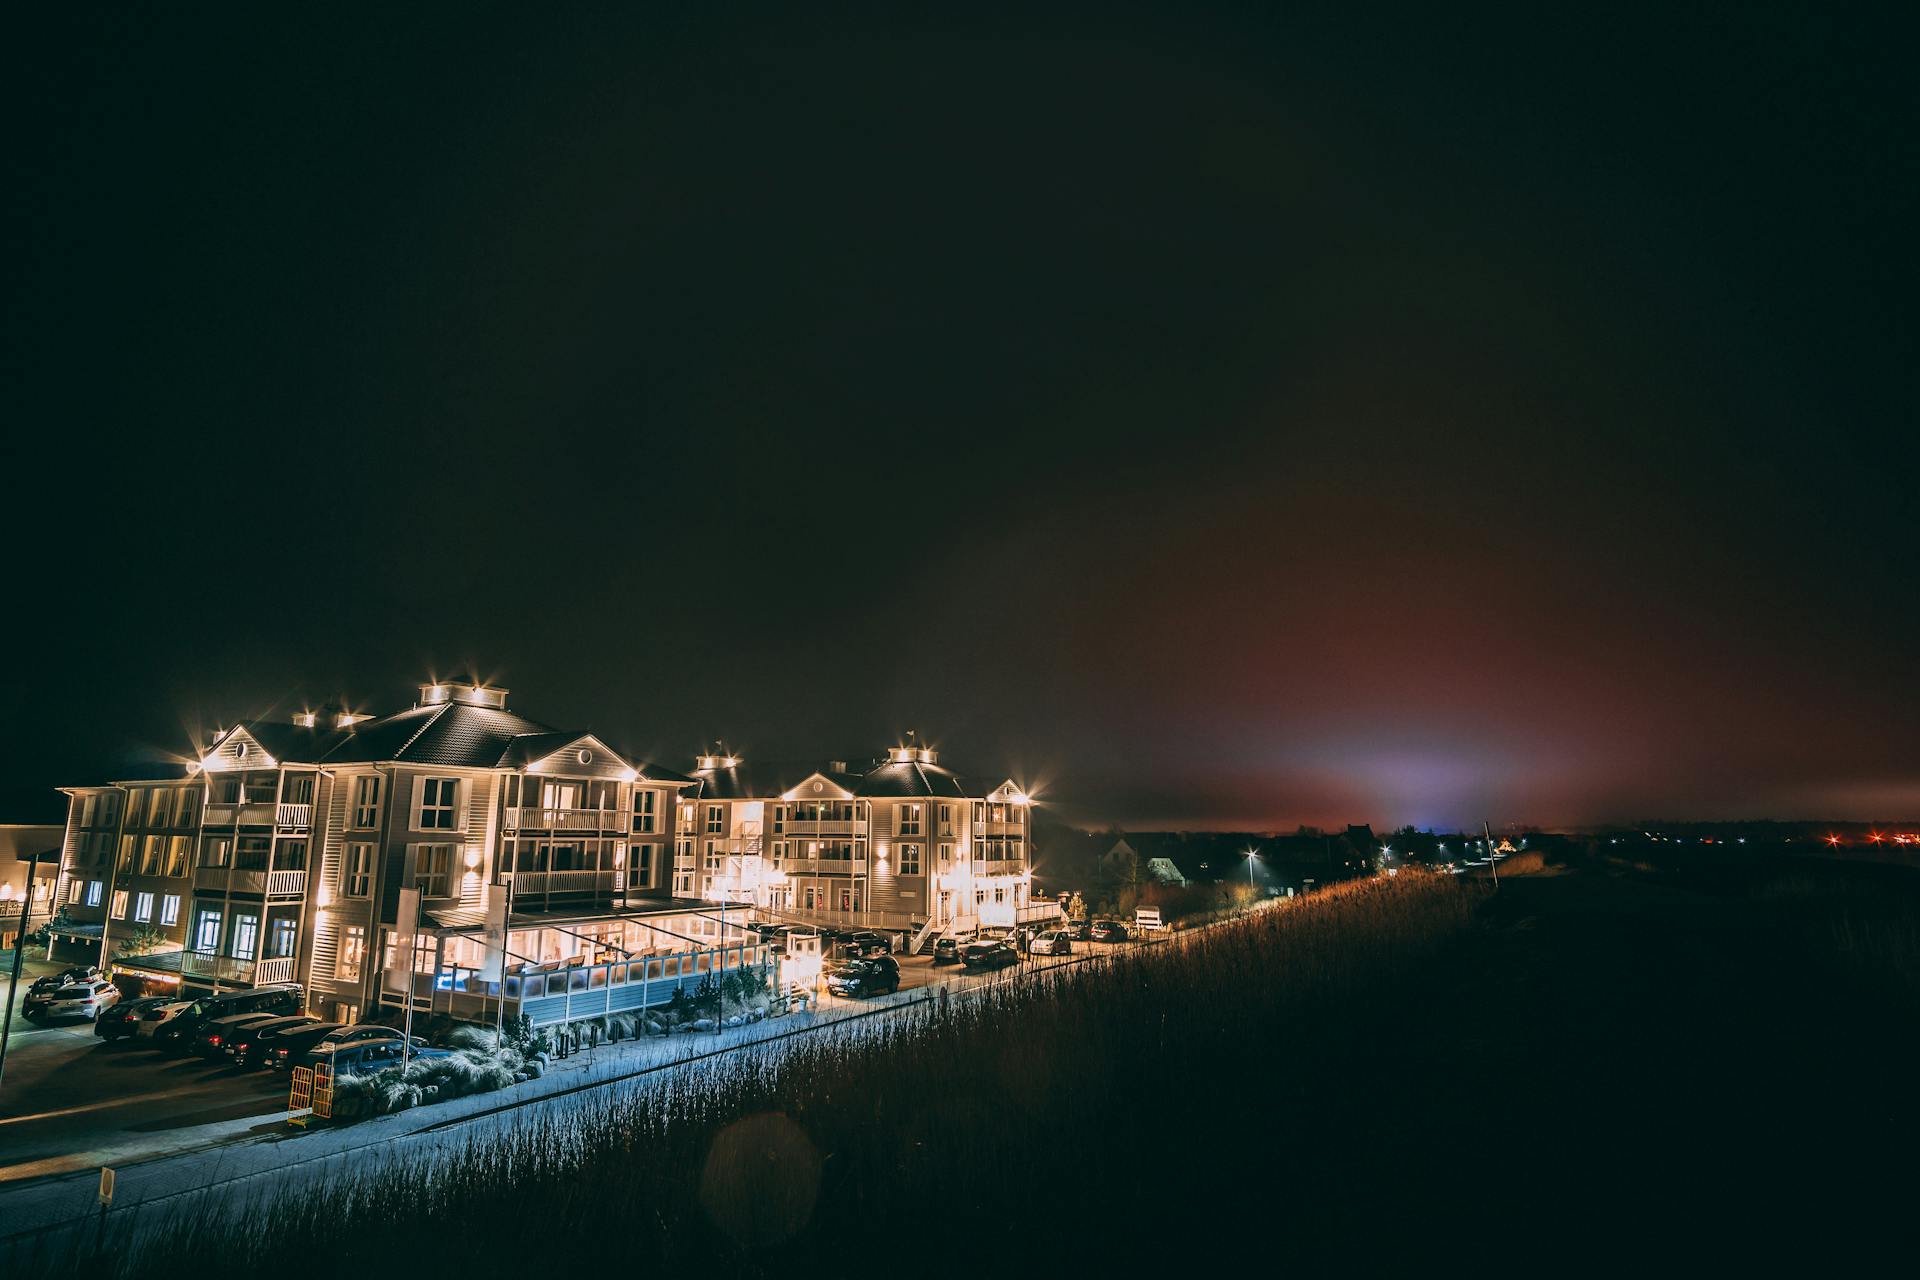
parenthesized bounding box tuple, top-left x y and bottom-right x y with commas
(677, 746, 1034, 938)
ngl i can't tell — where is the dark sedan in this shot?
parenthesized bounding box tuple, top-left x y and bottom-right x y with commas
(825, 955, 901, 998)
(227, 1015, 321, 1067)
(1089, 920, 1130, 943)
(95, 996, 173, 1041)
(962, 940, 1020, 971)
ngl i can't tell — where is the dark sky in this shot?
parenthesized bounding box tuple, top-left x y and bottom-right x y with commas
(6, 4, 1915, 830)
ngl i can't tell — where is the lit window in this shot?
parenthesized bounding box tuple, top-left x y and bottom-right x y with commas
(344, 843, 374, 896)
(86, 880, 103, 907)
(898, 843, 922, 875)
(899, 804, 922, 837)
(134, 891, 154, 922)
(193, 907, 221, 952)
(706, 805, 724, 834)
(339, 925, 366, 981)
(634, 790, 657, 833)
(160, 894, 180, 927)
(110, 889, 129, 919)
(418, 778, 459, 830)
(231, 913, 259, 960)
(351, 775, 382, 828)
(414, 843, 454, 898)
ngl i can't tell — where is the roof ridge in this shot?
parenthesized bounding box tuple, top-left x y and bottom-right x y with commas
(390, 703, 450, 759)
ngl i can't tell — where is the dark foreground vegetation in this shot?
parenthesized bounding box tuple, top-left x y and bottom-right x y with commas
(17, 848, 1920, 1275)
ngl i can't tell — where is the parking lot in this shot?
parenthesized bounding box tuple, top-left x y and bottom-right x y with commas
(0, 926, 1161, 1183)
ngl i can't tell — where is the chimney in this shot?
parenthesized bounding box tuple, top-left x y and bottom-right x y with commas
(829, 760, 848, 774)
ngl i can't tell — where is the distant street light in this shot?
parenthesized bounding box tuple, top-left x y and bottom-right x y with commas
(1245, 847, 1258, 890)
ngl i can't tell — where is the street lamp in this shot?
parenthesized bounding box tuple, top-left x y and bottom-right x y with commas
(1245, 847, 1257, 890)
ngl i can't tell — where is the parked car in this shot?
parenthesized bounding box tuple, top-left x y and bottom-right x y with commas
(265, 1022, 349, 1070)
(826, 955, 901, 998)
(1027, 929, 1073, 956)
(96, 996, 173, 1041)
(302, 1037, 449, 1075)
(932, 931, 977, 965)
(841, 930, 894, 958)
(314, 1024, 429, 1053)
(1063, 919, 1093, 941)
(230, 1016, 324, 1068)
(31, 979, 121, 1021)
(962, 939, 1020, 971)
(1089, 920, 1130, 943)
(26, 967, 104, 1003)
(152, 983, 303, 1052)
(189, 1012, 285, 1059)
(134, 1000, 195, 1039)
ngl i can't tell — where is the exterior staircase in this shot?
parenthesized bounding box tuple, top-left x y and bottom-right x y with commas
(906, 916, 941, 955)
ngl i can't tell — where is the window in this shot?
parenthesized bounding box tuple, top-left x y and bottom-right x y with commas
(939, 804, 955, 836)
(244, 773, 278, 803)
(148, 789, 174, 829)
(134, 891, 154, 923)
(634, 789, 657, 833)
(938, 842, 954, 868)
(160, 894, 180, 927)
(344, 843, 374, 896)
(116, 836, 135, 876)
(193, 907, 222, 952)
(414, 843, 454, 898)
(202, 836, 233, 868)
(898, 843, 922, 875)
(350, 775, 382, 828)
(771, 841, 786, 866)
(899, 804, 922, 836)
(339, 926, 366, 981)
(268, 916, 298, 959)
(630, 843, 655, 888)
(231, 913, 259, 960)
(86, 880, 103, 907)
(124, 788, 149, 829)
(212, 776, 242, 804)
(165, 836, 190, 877)
(418, 778, 459, 829)
(175, 789, 199, 829)
(705, 805, 724, 834)
(771, 805, 785, 834)
(277, 839, 309, 871)
(110, 889, 129, 919)
(282, 773, 315, 806)
(141, 835, 163, 875)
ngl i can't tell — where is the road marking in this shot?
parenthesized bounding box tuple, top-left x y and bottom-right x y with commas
(0, 1085, 210, 1128)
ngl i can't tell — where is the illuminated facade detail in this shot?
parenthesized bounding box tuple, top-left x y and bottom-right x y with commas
(678, 747, 1033, 932)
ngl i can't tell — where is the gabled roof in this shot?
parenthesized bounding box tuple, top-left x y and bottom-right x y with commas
(689, 756, 1012, 801)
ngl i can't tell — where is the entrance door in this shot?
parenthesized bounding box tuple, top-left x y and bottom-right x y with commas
(231, 913, 259, 960)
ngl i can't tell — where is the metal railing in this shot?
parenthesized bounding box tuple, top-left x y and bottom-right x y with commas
(406, 943, 774, 1028)
(276, 803, 313, 828)
(510, 807, 631, 831)
(266, 869, 307, 897)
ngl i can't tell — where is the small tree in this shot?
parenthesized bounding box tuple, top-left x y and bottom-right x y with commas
(113, 923, 170, 960)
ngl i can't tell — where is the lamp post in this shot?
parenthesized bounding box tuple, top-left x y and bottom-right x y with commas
(1245, 847, 1257, 891)
(1, 850, 50, 1091)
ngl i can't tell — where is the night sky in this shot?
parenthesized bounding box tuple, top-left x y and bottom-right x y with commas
(6, 5, 1915, 830)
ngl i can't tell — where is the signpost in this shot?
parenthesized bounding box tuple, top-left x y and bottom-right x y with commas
(95, 1166, 114, 1250)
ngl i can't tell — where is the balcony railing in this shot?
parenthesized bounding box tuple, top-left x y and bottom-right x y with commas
(267, 869, 307, 897)
(783, 819, 868, 836)
(977, 820, 1025, 836)
(277, 803, 312, 828)
(181, 952, 297, 986)
(773, 857, 869, 876)
(204, 802, 281, 827)
(510, 869, 615, 896)
(508, 807, 631, 832)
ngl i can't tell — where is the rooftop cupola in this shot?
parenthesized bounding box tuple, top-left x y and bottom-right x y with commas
(887, 746, 937, 765)
(419, 681, 509, 709)
(696, 753, 739, 770)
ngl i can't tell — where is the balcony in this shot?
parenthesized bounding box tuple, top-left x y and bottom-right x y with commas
(180, 952, 297, 986)
(204, 802, 280, 827)
(977, 820, 1025, 836)
(267, 869, 307, 897)
(277, 803, 312, 828)
(510, 869, 615, 897)
(507, 807, 631, 832)
(773, 857, 869, 876)
(783, 819, 868, 836)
